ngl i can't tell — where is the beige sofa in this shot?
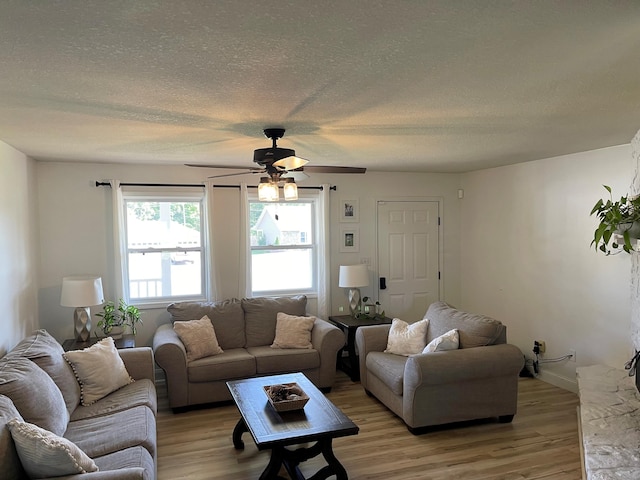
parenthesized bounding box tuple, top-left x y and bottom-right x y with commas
(356, 301, 524, 433)
(153, 295, 345, 410)
(0, 330, 157, 480)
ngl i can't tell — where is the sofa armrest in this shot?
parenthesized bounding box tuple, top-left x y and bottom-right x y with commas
(355, 324, 391, 390)
(311, 318, 346, 388)
(118, 347, 155, 383)
(153, 323, 189, 408)
(404, 343, 524, 388)
(43, 468, 146, 480)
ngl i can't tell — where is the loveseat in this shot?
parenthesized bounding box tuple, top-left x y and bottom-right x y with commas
(153, 295, 345, 410)
(0, 330, 157, 480)
(356, 301, 524, 433)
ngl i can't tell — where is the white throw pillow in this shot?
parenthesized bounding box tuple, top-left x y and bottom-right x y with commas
(384, 318, 429, 356)
(63, 337, 133, 406)
(422, 328, 460, 353)
(8, 419, 98, 478)
(173, 315, 224, 361)
(271, 312, 316, 349)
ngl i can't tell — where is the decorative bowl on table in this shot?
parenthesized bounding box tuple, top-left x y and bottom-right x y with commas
(263, 382, 309, 412)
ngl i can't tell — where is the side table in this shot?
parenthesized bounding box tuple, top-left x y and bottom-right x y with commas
(62, 334, 136, 352)
(328, 315, 393, 381)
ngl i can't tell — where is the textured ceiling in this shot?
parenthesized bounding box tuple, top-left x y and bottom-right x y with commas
(1, 1, 640, 173)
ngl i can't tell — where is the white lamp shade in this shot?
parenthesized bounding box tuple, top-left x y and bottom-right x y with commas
(338, 264, 369, 288)
(60, 276, 104, 307)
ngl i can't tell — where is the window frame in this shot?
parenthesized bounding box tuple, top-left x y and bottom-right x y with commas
(118, 187, 209, 307)
(248, 195, 318, 297)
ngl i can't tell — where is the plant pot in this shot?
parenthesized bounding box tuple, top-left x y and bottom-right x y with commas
(616, 222, 640, 239)
(108, 326, 124, 339)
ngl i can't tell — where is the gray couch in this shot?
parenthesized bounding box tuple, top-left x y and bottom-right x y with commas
(153, 295, 345, 410)
(356, 301, 524, 433)
(1, 330, 157, 480)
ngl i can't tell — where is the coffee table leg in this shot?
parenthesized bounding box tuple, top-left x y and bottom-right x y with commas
(319, 438, 348, 480)
(232, 418, 248, 450)
(259, 446, 286, 480)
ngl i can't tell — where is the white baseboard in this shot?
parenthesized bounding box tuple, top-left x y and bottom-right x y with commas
(537, 370, 578, 394)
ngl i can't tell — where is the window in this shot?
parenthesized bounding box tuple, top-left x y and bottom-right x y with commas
(119, 186, 207, 305)
(249, 199, 316, 295)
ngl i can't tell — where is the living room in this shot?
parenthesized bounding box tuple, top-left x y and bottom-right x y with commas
(2, 2, 640, 479)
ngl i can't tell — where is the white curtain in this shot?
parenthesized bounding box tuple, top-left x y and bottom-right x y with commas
(109, 180, 126, 300)
(238, 183, 251, 298)
(316, 184, 331, 319)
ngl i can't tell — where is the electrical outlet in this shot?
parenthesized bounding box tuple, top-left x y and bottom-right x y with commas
(535, 340, 546, 353)
(569, 349, 576, 362)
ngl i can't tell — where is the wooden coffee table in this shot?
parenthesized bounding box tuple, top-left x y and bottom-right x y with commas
(227, 372, 359, 480)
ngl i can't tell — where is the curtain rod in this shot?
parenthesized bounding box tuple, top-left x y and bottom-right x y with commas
(95, 182, 205, 188)
(213, 185, 336, 191)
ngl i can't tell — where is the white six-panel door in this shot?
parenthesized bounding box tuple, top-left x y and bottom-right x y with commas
(377, 201, 440, 321)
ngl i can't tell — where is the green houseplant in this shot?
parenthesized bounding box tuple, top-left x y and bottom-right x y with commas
(355, 297, 386, 321)
(591, 185, 640, 255)
(96, 298, 142, 337)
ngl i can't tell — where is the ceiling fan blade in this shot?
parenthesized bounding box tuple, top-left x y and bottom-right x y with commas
(303, 166, 367, 174)
(281, 170, 310, 182)
(207, 170, 265, 179)
(185, 163, 264, 172)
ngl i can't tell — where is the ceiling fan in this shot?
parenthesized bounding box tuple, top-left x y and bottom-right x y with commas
(185, 128, 366, 201)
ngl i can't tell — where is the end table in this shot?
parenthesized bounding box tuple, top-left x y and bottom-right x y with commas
(328, 315, 392, 381)
(62, 334, 136, 352)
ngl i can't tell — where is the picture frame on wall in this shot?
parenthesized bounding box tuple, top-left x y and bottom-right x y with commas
(340, 198, 359, 223)
(340, 227, 359, 252)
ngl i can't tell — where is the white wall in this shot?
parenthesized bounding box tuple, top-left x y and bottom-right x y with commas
(461, 144, 633, 392)
(35, 162, 463, 347)
(0, 141, 39, 355)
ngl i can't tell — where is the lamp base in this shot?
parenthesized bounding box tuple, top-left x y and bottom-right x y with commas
(74, 307, 92, 342)
(348, 288, 361, 317)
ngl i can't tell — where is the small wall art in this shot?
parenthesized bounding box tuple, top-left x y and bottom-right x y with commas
(340, 227, 359, 252)
(340, 198, 359, 223)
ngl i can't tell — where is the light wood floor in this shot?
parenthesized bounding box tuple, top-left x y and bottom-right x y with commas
(156, 372, 581, 480)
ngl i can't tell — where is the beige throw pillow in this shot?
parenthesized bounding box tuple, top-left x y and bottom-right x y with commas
(271, 312, 316, 349)
(63, 337, 133, 406)
(8, 419, 98, 478)
(384, 318, 429, 356)
(173, 315, 224, 361)
(422, 328, 460, 353)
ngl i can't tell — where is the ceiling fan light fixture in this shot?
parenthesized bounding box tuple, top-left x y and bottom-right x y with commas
(273, 155, 309, 170)
(283, 177, 298, 201)
(258, 177, 279, 202)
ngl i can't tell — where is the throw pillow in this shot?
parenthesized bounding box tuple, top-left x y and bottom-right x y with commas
(271, 312, 316, 349)
(384, 318, 429, 356)
(8, 419, 98, 478)
(173, 315, 224, 361)
(422, 328, 460, 353)
(63, 337, 133, 406)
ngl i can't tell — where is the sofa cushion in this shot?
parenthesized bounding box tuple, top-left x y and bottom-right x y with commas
(366, 351, 407, 396)
(422, 329, 460, 353)
(93, 446, 155, 480)
(167, 298, 245, 349)
(384, 318, 429, 356)
(187, 348, 256, 383)
(70, 379, 157, 421)
(8, 419, 98, 478)
(424, 301, 504, 348)
(66, 405, 156, 459)
(271, 313, 315, 349)
(6, 329, 81, 415)
(173, 315, 224, 361)
(248, 346, 320, 374)
(243, 295, 307, 347)
(0, 358, 69, 436)
(0, 394, 27, 480)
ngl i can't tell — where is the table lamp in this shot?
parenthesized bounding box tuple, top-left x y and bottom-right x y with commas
(60, 275, 104, 342)
(339, 264, 369, 317)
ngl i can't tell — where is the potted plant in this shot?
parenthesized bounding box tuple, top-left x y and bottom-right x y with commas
(355, 297, 386, 320)
(96, 298, 142, 338)
(591, 185, 640, 255)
